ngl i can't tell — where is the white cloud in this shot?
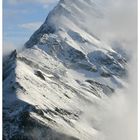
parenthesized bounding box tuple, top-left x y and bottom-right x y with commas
(83, 0, 137, 50)
(18, 22, 42, 31)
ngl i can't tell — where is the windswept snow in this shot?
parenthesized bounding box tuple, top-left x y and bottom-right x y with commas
(3, 0, 132, 140)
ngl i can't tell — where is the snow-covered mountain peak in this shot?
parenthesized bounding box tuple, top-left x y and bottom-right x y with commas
(3, 0, 130, 139)
(45, 0, 104, 28)
(25, 0, 106, 48)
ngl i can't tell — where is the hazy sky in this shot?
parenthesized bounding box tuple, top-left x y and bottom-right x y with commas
(3, 0, 58, 54)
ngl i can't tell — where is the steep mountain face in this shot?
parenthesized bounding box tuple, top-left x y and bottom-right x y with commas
(3, 0, 129, 140)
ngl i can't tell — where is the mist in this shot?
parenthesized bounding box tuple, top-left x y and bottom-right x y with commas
(77, 1, 137, 138)
(3, 42, 16, 56)
(102, 53, 137, 140)
(79, 0, 137, 51)
(79, 65, 137, 140)
(78, 48, 137, 140)
(3, 42, 24, 61)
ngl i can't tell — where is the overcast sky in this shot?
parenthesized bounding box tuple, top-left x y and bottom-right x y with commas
(3, 0, 59, 54)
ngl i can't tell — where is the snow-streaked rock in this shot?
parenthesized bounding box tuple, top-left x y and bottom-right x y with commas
(3, 0, 129, 140)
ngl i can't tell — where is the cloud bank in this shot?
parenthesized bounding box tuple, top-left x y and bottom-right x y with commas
(19, 22, 42, 31)
(86, 0, 137, 51)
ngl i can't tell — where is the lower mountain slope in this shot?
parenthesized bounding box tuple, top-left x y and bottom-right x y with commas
(3, 39, 128, 140)
(3, 0, 129, 139)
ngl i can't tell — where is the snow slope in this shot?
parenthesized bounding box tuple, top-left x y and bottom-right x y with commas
(3, 0, 129, 140)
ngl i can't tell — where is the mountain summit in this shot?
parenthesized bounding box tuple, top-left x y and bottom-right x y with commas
(25, 0, 106, 48)
(3, 0, 128, 139)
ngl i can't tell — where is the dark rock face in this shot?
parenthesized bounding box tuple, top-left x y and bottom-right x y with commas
(10, 50, 17, 59)
(3, 50, 17, 80)
(25, 23, 56, 48)
(67, 30, 88, 43)
(100, 71, 111, 77)
(3, 104, 80, 140)
(77, 63, 98, 72)
(87, 50, 127, 77)
(34, 70, 46, 81)
(86, 80, 114, 96)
